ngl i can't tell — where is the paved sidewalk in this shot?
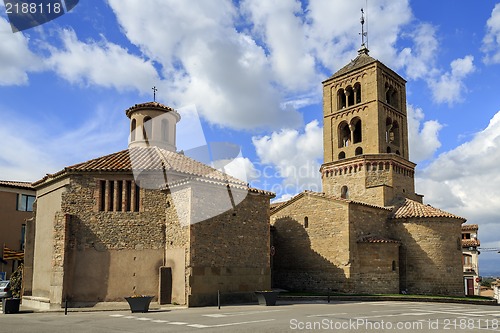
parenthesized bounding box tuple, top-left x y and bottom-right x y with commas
(1, 301, 185, 314)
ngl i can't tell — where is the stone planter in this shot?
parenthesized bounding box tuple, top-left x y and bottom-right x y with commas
(255, 291, 279, 306)
(2, 298, 21, 314)
(125, 296, 154, 313)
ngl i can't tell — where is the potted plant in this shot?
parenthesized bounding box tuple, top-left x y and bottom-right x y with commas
(254, 290, 279, 306)
(2, 297, 21, 314)
(124, 294, 154, 313)
(2, 263, 23, 314)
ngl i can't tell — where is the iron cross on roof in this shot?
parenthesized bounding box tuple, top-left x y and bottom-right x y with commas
(152, 86, 158, 102)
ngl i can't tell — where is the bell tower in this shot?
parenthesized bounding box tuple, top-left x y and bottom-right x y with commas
(320, 12, 420, 206)
(126, 101, 181, 152)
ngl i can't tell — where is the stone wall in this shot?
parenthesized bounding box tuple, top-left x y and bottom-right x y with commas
(271, 194, 351, 292)
(390, 218, 464, 296)
(45, 174, 167, 305)
(188, 185, 271, 306)
(356, 242, 399, 294)
(165, 188, 190, 305)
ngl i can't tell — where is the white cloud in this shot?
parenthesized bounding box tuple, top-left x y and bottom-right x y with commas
(306, 0, 413, 73)
(107, 0, 303, 130)
(397, 23, 439, 80)
(0, 103, 128, 182)
(241, 0, 317, 91)
(218, 156, 259, 184)
(482, 3, 500, 64)
(428, 55, 475, 105)
(46, 29, 159, 93)
(416, 111, 500, 247)
(407, 104, 443, 163)
(0, 17, 42, 85)
(252, 120, 323, 196)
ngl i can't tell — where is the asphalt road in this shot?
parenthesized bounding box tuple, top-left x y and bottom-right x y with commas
(1, 300, 500, 332)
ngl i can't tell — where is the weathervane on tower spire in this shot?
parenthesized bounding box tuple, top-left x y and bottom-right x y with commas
(359, 8, 369, 54)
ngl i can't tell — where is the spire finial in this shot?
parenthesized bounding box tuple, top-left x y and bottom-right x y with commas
(360, 8, 367, 48)
(152, 86, 158, 102)
(358, 8, 369, 55)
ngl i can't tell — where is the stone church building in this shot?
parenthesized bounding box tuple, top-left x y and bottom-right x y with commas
(270, 46, 466, 296)
(23, 45, 468, 310)
(23, 102, 274, 309)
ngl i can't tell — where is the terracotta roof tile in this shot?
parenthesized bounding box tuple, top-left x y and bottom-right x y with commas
(391, 198, 465, 221)
(462, 239, 480, 247)
(462, 224, 479, 231)
(0, 180, 34, 190)
(125, 101, 177, 117)
(328, 51, 377, 80)
(270, 190, 391, 214)
(33, 147, 253, 190)
(163, 177, 275, 197)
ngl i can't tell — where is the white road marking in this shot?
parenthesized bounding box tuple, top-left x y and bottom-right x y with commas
(208, 319, 275, 328)
(109, 314, 124, 317)
(357, 312, 434, 319)
(167, 321, 188, 325)
(151, 320, 169, 323)
(123, 315, 135, 319)
(136, 317, 151, 321)
(413, 309, 484, 317)
(188, 324, 210, 328)
(203, 309, 283, 318)
(307, 313, 348, 317)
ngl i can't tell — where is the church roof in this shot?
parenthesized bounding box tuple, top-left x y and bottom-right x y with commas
(391, 198, 466, 221)
(125, 101, 177, 117)
(0, 180, 34, 190)
(33, 147, 273, 196)
(328, 48, 377, 80)
(270, 190, 391, 214)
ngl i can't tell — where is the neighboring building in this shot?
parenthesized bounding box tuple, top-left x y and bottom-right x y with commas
(0, 180, 35, 279)
(23, 102, 274, 309)
(492, 280, 500, 304)
(270, 45, 466, 296)
(461, 224, 480, 296)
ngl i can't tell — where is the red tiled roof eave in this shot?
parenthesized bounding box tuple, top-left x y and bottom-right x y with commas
(462, 239, 480, 248)
(391, 198, 466, 221)
(461, 224, 479, 231)
(0, 180, 34, 190)
(270, 190, 391, 214)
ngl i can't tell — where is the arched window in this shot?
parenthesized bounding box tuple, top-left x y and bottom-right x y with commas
(387, 147, 391, 153)
(161, 119, 168, 142)
(354, 82, 362, 104)
(338, 151, 346, 160)
(304, 216, 309, 228)
(131, 119, 136, 141)
(143, 116, 152, 142)
(346, 86, 354, 107)
(338, 122, 351, 148)
(385, 83, 399, 109)
(352, 118, 362, 143)
(392, 121, 400, 146)
(396, 150, 400, 155)
(355, 147, 363, 156)
(392, 260, 396, 271)
(337, 89, 346, 109)
(341, 186, 349, 199)
(385, 117, 392, 143)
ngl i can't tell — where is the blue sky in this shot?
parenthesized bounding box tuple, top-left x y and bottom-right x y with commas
(1, 0, 500, 275)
